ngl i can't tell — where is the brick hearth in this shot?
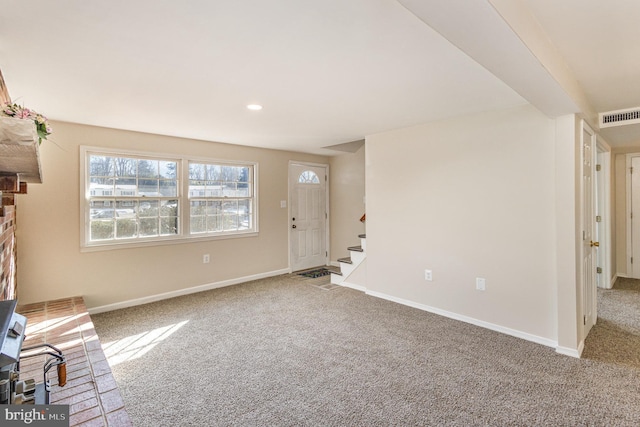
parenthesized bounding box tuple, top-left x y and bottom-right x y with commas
(17, 297, 132, 427)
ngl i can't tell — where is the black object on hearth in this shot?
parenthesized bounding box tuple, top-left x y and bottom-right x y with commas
(0, 299, 66, 404)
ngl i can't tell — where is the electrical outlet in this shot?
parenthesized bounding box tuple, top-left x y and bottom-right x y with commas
(424, 270, 433, 281)
(476, 277, 486, 291)
(203, 254, 210, 264)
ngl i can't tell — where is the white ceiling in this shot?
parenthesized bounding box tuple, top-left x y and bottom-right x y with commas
(0, 0, 638, 153)
(521, 0, 640, 113)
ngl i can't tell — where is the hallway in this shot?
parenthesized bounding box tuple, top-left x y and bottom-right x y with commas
(583, 277, 640, 368)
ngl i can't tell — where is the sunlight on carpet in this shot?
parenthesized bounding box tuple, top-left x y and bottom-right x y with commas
(101, 320, 189, 366)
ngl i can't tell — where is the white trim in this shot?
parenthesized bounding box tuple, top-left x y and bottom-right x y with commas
(340, 281, 367, 292)
(88, 268, 289, 314)
(595, 141, 612, 289)
(579, 120, 597, 340)
(624, 152, 640, 278)
(365, 289, 558, 349)
(626, 154, 634, 277)
(611, 274, 619, 288)
(81, 231, 259, 252)
(555, 342, 583, 358)
(287, 161, 330, 271)
(80, 145, 259, 251)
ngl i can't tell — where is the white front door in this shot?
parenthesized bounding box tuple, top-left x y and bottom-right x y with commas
(581, 123, 597, 336)
(289, 163, 328, 271)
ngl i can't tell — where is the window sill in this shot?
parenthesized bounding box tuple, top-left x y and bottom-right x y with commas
(80, 231, 259, 253)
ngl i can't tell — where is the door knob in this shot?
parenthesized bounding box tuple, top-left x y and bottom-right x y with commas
(292, 225, 297, 229)
(590, 241, 599, 247)
(292, 217, 296, 221)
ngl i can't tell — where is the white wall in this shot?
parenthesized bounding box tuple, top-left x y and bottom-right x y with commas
(554, 114, 580, 354)
(16, 121, 328, 310)
(365, 105, 559, 343)
(329, 146, 365, 261)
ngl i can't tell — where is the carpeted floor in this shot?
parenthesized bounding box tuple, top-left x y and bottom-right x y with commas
(92, 275, 640, 426)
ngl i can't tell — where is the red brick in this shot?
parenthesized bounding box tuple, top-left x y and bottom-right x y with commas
(90, 360, 113, 377)
(59, 373, 94, 389)
(95, 374, 118, 394)
(75, 418, 105, 427)
(105, 409, 133, 427)
(99, 389, 124, 414)
(54, 389, 98, 406)
(70, 406, 103, 426)
(84, 339, 103, 352)
(16, 296, 129, 427)
(66, 363, 91, 377)
(50, 381, 95, 402)
(70, 396, 99, 414)
(87, 350, 106, 364)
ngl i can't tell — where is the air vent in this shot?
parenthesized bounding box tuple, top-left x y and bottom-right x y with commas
(600, 107, 640, 128)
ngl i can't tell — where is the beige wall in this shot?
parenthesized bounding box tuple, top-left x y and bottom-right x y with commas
(365, 105, 561, 343)
(329, 146, 365, 262)
(16, 121, 328, 310)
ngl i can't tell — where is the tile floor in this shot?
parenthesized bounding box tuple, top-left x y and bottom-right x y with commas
(17, 297, 132, 427)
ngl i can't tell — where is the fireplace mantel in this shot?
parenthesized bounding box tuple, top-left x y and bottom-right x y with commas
(0, 116, 43, 184)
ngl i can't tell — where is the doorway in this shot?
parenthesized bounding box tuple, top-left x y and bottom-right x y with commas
(626, 153, 640, 279)
(581, 122, 597, 337)
(289, 162, 329, 272)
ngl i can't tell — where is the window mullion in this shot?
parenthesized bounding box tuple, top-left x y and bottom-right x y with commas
(180, 158, 190, 237)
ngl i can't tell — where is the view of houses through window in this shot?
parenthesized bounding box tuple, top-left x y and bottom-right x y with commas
(84, 149, 257, 248)
(188, 163, 253, 234)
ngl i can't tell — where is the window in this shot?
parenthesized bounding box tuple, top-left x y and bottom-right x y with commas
(188, 162, 253, 234)
(81, 147, 258, 250)
(87, 154, 179, 242)
(298, 170, 320, 184)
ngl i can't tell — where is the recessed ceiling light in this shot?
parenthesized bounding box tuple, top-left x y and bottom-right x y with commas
(247, 104, 263, 111)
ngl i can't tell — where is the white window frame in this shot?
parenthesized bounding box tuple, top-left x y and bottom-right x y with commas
(80, 146, 259, 251)
(187, 160, 255, 237)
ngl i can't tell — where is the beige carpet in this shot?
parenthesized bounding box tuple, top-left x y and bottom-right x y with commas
(92, 275, 640, 426)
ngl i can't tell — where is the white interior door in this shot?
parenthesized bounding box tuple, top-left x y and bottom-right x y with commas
(289, 163, 327, 271)
(582, 123, 597, 336)
(630, 156, 640, 278)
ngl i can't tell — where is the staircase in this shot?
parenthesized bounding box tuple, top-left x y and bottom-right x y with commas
(330, 234, 367, 291)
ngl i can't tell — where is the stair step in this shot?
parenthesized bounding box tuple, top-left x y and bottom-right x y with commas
(347, 245, 364, 252)
(337, 257, 352, 264)
(358, 234, 366, 239)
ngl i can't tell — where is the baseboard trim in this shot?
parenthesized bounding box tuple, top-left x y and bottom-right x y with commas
(88, 268, 290, 314)
(365, 290, 558, 349)
(340, 281, 367, 292)
(556, 340, 584, 358)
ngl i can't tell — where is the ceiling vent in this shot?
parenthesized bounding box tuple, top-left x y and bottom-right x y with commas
(599, 107, 640, 128)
